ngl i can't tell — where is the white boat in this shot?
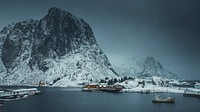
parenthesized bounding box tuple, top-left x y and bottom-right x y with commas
(12, 88, 42, 95)
(0, 88, 42, 100)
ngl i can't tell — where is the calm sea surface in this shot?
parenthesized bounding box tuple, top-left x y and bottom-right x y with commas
(0, 86, 200, 112)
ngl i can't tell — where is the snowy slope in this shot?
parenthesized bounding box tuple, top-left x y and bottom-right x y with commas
(0, 7, 117, 86)
(114, 56, 179, 79)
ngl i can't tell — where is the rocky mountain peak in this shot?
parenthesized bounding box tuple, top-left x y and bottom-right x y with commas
(0, 7, 117, 86)
(47, 7, 70, 18)
(140, 56, 163, 70)
(114, 56, 179, 79)
(29, 7, 98, 71)
(145, 56, 156, 63)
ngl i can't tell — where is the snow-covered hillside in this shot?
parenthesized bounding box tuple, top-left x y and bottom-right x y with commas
(114, 56, 179, 79)
(0, 7, 117, 86)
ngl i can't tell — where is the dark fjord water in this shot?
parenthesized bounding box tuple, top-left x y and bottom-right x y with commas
(0, 87, 200, 112)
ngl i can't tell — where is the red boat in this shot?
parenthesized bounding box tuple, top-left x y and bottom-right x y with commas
(81, 84, 99, 92)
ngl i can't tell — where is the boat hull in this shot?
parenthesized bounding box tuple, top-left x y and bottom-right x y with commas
(98, 89, 122, 93)
(0, 94, 29, 101)
(81, 88, 97, 92)
(152, 99, 175, 103)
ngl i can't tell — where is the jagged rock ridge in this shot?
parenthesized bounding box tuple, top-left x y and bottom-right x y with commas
(0, 7, 117, 86)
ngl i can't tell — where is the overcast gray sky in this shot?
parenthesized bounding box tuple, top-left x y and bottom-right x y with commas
(0, 0, 200, 79)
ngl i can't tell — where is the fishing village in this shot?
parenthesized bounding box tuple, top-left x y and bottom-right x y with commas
(1, 76, 200, 108)
(81, 76, 200, 103)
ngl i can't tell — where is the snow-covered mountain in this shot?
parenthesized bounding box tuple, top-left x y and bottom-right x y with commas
(0, 7, 117, 86)
(114, 56, 179, 79)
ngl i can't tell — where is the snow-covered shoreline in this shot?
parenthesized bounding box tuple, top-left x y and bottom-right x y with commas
(1, 76, 199, 95)
(0, 84, 193, 94)
(123, 86, 184, 94)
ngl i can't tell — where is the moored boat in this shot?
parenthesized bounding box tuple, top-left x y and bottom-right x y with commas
(152, 95, 175, 103)
(0, 88, 42, 100)
(82, 84, 99, 92)
(98, 85, 123, 93)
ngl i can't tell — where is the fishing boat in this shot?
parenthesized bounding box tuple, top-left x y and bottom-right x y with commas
(152, 86, 175, 103)
(152, 95, 175, 103)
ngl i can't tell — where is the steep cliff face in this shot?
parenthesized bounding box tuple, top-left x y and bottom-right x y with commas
(2, 19, 38, 73)
(114, 56, 179, 79)
(0, 24, 14, 73)
(0, 7, 117, 86)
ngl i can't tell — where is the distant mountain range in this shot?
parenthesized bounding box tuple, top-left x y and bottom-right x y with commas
(113, 56, 179, 79)
(0, 7, 117, 86)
